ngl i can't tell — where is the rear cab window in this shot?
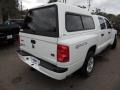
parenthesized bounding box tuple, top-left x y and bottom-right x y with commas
(65, 12, 95, 32)
(22, 5, 59, 37)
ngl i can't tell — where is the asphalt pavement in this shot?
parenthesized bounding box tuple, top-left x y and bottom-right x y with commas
(0, 39, 120, 90)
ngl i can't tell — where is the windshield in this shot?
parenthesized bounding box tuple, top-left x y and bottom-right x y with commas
(22, 5, 59, 37)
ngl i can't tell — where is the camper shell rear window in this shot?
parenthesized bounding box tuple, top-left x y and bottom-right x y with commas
(22, 5, 59, 37)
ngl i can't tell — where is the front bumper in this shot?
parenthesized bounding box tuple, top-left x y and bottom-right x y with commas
(17, 50, 68, 80)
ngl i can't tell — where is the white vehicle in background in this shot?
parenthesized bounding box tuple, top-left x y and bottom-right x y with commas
(17, 2, 117, 80)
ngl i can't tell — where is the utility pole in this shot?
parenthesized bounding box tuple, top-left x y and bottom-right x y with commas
(20, 0, 23, 12)
(64, 0, 66, 3)
(58, 0, 66, 3)
(19, 0, 23, 18)
(88, 0, 92, 11)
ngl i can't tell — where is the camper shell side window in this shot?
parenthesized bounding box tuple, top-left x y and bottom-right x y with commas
(65, 12, 95, 32)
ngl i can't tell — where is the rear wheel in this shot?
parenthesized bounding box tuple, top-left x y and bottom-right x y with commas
(111, 36, 117, 49)
(80, 51, 95, 77)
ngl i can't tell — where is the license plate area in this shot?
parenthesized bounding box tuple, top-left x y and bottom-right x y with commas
(31, 57, 40, 65)
(7, 35, 13, 39)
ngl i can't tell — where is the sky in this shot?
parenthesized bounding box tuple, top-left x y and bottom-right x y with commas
(21, 0, 120, 15)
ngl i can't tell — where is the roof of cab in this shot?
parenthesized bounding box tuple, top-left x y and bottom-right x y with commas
(92, 15, 107, 19)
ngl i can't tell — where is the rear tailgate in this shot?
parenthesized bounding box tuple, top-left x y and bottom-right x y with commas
(20, 32, 58, 65)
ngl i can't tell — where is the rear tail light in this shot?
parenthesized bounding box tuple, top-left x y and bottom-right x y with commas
(57, 44, 69, 63)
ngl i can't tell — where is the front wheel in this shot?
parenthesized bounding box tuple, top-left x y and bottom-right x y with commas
(80, 51, 95, 77)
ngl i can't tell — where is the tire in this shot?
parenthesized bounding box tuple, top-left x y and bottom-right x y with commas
(80, 51, 95, 77)
(111, 36, 117, 49)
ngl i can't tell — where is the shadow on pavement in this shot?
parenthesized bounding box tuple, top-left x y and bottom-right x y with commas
(0, 42, 17, 50)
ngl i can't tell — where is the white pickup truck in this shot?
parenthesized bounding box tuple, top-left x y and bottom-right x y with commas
(17, 2, 117, 80)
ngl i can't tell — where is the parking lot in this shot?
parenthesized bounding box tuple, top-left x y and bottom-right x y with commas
(0, 38, 120, 90)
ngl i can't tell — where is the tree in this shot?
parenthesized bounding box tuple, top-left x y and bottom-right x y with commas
(0, 0, 19, 22)
(92, 8, 120, 32)
(78, 5, 86, 9)
(113, 15, 120, 33)
(92, 8, 101, 15)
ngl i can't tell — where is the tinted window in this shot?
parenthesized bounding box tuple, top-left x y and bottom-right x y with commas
(22, 5, 58, 37)
(66, 14, 84, 32)
(98, 17, 106, 29)
(105, 19, 112, 29)
(81, 16, 95, 30)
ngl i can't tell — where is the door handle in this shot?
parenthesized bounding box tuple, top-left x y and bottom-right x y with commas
(31, 40, 36, 44)
(101, 34, 104, 37)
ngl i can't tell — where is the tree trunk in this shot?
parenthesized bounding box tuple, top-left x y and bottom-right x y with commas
(1, 8, 8, 23)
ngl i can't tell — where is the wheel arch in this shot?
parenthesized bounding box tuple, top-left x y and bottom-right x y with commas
(87, 45, 97, 55)
(80, 45, 97, 76)
(82, 45, 97, 67)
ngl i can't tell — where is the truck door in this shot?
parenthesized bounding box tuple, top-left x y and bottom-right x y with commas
(105, 19, 112, 41)
(98, 17, 108, 49)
